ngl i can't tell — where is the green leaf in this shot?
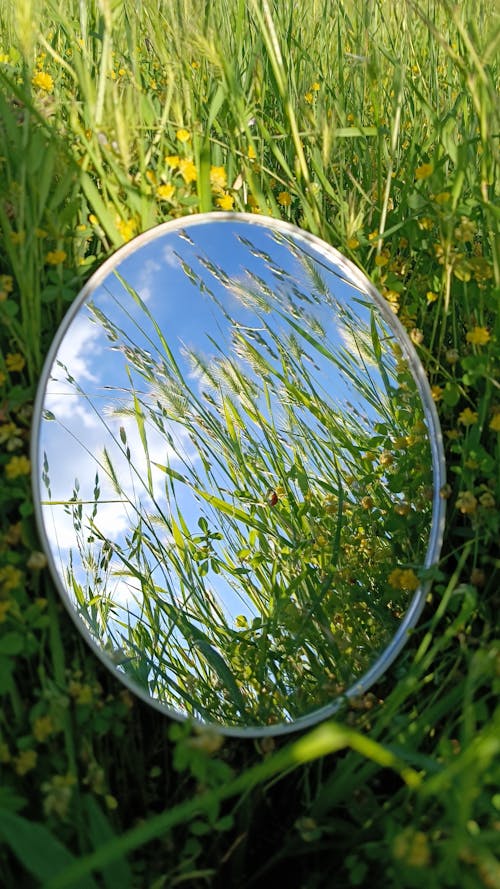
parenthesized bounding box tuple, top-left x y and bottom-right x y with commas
(0, 786, 27, 813)
(442, 382, 460, 407)
(0, 809, 99, 888)
(82, 795, 133, 889)
(0, 632, 24, 656)
(152, 462, 188, 483)
(191, 639, 247, 713)
(193, 488, 274, 537)
(334, 126, 377, 137)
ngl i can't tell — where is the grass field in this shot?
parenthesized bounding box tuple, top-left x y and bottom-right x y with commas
(0, 0, 499, 886)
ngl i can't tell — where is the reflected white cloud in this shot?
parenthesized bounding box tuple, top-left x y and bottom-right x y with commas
(135, 257, 162, 303)
(162, 243, 179, 268)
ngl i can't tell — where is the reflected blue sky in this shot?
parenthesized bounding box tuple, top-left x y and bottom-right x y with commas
(39, 218, 428, 691)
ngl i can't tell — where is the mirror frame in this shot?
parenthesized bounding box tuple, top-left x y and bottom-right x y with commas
(31, 212, 446, 737)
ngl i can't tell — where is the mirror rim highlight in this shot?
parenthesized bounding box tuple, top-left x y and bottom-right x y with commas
(31, 212, 446, 738)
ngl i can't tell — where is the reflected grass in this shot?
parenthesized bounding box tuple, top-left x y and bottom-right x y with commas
(41, 227, 434, 726)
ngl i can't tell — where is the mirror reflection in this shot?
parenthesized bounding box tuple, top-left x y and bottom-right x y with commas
(35, 216, 442, 731)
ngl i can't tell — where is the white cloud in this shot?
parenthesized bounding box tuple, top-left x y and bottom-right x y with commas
(45, 312, 104, 425)
(162, 243, 179, 269)
(134, 257, 162, 304)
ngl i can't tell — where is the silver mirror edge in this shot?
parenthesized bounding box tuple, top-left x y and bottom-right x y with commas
(30, 212, 447, 738)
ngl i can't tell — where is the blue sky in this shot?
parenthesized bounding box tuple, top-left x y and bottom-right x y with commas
(38, 217, 429, 697)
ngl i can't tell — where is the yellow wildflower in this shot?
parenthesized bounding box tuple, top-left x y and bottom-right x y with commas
(432, 192, 450, 205)
(470, 256, 493, 282)
(347, 237, 360, 249)
(5, 353, 25, 372)
(210, 166, 227, 193)
(156, 184, 175, 201)
(165, 155, 180, 168)
(42, 773, 76, 819)
(216, 193, 234, 210)
(0, 274, 13, 301)
(311, 81, 320, 91)
(393, 829, 430, 867)
(68, 679, 95, 705)
(456, 491, 477, 515)
(431, 385, 443, 401)
(418, 217, 434, 231)
(454, 217, 476, 242)
(5, 455, 31, 479)
(479, 491, 495, 509)
(394, 501, 410, 516)
(76, 684, 94, 705)
(145, 169, 157, 185)
(32, 70, 54, 92)
(489, 413, 500, 432)
(304, 92, 314, 104)
(4, 523, 21, 546)
(0, 565, 23, 592)
(415, 163, 433, 180)
(45, 249, 67, 265)
(277, 191, 292, 207)
(458, 407, 478, 426)
(0, 602, 11, 623)
(388, 568, 420, 592)
(27, 551, 48, 570)
(14, 749, 38, 776)
(176, 128, 191, 143)
(247, 144, 256, 160)
(466, 326, 490, 346)
(375, 252, 389, 267)
(33, 715, 55, 743)
(116, 217, 137, 242)
(453, 257, 472, 282)
(426, 291, 438, 303)
(178, 158, 197, 184)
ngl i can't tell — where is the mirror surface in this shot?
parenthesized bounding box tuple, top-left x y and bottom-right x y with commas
(33, 214, 445, 735)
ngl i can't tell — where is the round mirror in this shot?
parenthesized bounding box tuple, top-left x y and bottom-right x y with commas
(32, 213, 445, 736)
